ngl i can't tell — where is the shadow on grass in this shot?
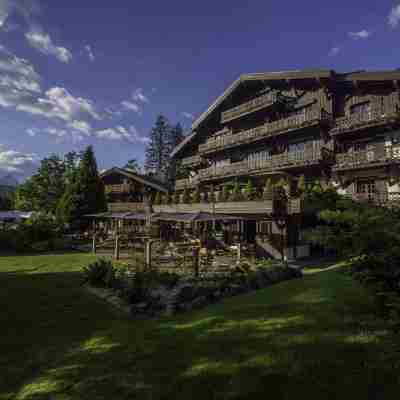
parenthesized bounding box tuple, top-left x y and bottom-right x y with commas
(1, 263, 399, 399)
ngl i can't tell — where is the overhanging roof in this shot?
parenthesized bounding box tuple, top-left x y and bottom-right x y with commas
(340, 70, 400, 82)
(100, 167, 168, 193)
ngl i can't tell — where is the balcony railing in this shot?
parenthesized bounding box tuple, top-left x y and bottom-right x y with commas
(334, 145, 400, 170)
(221, 92, 279, 123)
(105, 184, 132, 194)
(331, 108, 399, 134)
(199, 108, 330, 154)
(181, 154, 201, 167)
(175, 176, 200, 190)
(198, 150, 323, 182)
(348, 192, 400, 206)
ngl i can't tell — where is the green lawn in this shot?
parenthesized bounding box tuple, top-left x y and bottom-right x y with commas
(1, 253, 399, 399)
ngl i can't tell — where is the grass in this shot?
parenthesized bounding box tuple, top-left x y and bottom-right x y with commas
(1, 253, 400, 399)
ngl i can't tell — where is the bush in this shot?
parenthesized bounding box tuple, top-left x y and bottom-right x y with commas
(182, 188, 190, 204)
(82, 258, 115, 287)
(230, 182, 243, 202)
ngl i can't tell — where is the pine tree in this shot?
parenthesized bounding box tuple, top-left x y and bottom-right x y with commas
(57, 146, 106, 225)
(144, 115, 171, 179)
(124, 159, 141, 173)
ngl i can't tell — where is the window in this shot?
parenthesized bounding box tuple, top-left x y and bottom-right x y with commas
(288, 142, 305, 153)
(350, 101, 371, 115)
(356, 180, 375, 194)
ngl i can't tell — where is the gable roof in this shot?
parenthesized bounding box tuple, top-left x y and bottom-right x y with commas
(100, 167, 169, 193)
(172, 69, 334, 157)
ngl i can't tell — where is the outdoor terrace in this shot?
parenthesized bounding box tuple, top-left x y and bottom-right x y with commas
(200, 108, 331, 154)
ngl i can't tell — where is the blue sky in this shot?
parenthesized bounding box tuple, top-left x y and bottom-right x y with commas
(0, 0, 400, 180)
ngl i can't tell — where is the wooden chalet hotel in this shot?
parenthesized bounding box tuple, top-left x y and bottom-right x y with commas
(102, 69, 400, 260)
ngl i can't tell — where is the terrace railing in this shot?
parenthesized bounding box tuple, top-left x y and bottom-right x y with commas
(334, 145, 400, 170)
(181, 154, 202, 167)
(175, 176, 200, 190)
(221, 92, 279, 123)
(199, 108, 330, 154)
(347, 192, 400, 206)
(105, 183, 132, 194)
(331, 108, 399, 134)
(198, 149, 323, 182)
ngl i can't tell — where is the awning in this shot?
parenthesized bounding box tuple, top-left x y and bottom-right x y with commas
(0, 211, 33, 221)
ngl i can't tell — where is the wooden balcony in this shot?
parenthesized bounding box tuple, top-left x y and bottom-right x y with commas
(198, 150, 323, 182)
(199, 108, 330, 155)
(105, 183, 132, 194)
(221, 92, 279, 123)
(181, 154, 201, 167)
(331, 109, 400, 135)
(347, 192, 400, 206)
(334, 145, 400, 171)
(154, 198, 303, 216)
(175, 176, 200, 190)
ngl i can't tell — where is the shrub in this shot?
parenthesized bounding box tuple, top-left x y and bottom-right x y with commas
(220, 185, 229, 202)
(82, 258, 115, 287)
(192, 187, 201, 203)
(153, 192, 162, 205)
(182, 188, 190, 204)
(243, 179, 256, 201)
(263, 178, 273, 200)
(230, 182, 243, 202)
(173, 191, 180, 204)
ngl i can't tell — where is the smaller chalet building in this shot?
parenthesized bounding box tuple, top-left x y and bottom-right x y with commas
(100, 167, 168, 212)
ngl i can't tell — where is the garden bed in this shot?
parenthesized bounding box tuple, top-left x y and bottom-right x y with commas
(83, 259, 302, 318)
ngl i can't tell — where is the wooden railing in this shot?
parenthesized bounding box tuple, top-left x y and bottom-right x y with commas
(331, 108, 399, 134)
(198, 150, 322, 181)
(181, 154, 201, 167)
(199, 108, 330, 154)
(334, 145, 400, 170)
(105, 184, 132, 194)
(221, 92, 279, 123)
(175, 176, 200, 190)
(348, 192, 400, 205)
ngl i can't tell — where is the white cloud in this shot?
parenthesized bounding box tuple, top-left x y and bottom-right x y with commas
(26, 128, 37, 137)
(67, 120, 91, 135)
(0, 144, 38, 177)
(45, 127, 68, 138)
(121, 100, 141, 114)
(349, 30, 371, 39)
(0, 0, 40, 28)
(84, 44, 95, 61)
(389, 5, 400, 28)
(95, 125, 149, 144)
(328, 46, 341, 56)
(105, 107, 122, 117)
(132, 88, 148, 103)
(182, 112, 194, 120)
(17, 87, 101, 123)
(25, 29, 72, 63)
